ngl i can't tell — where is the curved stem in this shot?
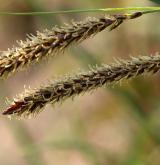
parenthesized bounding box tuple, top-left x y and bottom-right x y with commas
(0, 7, 160, 16)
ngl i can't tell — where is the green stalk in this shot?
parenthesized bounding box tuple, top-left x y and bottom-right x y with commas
(0, 7, 160, 16)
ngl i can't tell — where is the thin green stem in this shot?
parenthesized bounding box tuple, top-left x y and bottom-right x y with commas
(101, 7, 160, 14)
(0, 7, 159, 16)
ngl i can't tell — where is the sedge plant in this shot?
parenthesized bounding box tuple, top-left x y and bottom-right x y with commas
(0, 7, 160, 118)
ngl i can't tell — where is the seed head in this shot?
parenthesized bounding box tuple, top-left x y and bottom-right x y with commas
(3, 53, 159, 118)
(0, 12, 142, 78)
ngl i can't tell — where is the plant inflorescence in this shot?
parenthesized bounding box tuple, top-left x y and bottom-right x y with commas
(0, 12, 141, 78)
(0, 8, 159, 118)
(3, 54, 160, 117)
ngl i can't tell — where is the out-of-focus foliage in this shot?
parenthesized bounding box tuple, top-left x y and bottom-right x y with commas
(150, 0, 160, 4)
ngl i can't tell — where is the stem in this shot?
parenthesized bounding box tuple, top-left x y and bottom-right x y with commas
(0, 7, 160, 16)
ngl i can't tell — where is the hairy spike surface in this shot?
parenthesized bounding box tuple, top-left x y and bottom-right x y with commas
(0, 12, 142, 78)
(3, 53, 160, 118)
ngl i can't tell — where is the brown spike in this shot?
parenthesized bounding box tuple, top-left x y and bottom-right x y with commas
(0, 12, 143, 78)
(3, 53, 160, 118)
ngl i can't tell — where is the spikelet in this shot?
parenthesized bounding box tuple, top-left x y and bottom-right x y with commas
(0, 12, 142, 78)
(3, 53, 160, 118)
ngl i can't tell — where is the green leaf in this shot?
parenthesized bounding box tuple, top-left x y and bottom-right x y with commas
(0, 7, 160, 16)
(150, 0, 160, 4)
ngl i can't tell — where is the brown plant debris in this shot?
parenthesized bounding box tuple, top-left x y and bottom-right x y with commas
(2, 53, 160, 117)
(0, 12, 142, 78)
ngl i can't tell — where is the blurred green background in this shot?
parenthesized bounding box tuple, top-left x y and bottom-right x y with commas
(0, 0, 160, 165)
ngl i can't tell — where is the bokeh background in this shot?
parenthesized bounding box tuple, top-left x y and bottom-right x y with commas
(0, 0, 160, 165)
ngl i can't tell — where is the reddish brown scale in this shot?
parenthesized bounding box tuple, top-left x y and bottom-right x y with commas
(2, 101, 25, 115)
